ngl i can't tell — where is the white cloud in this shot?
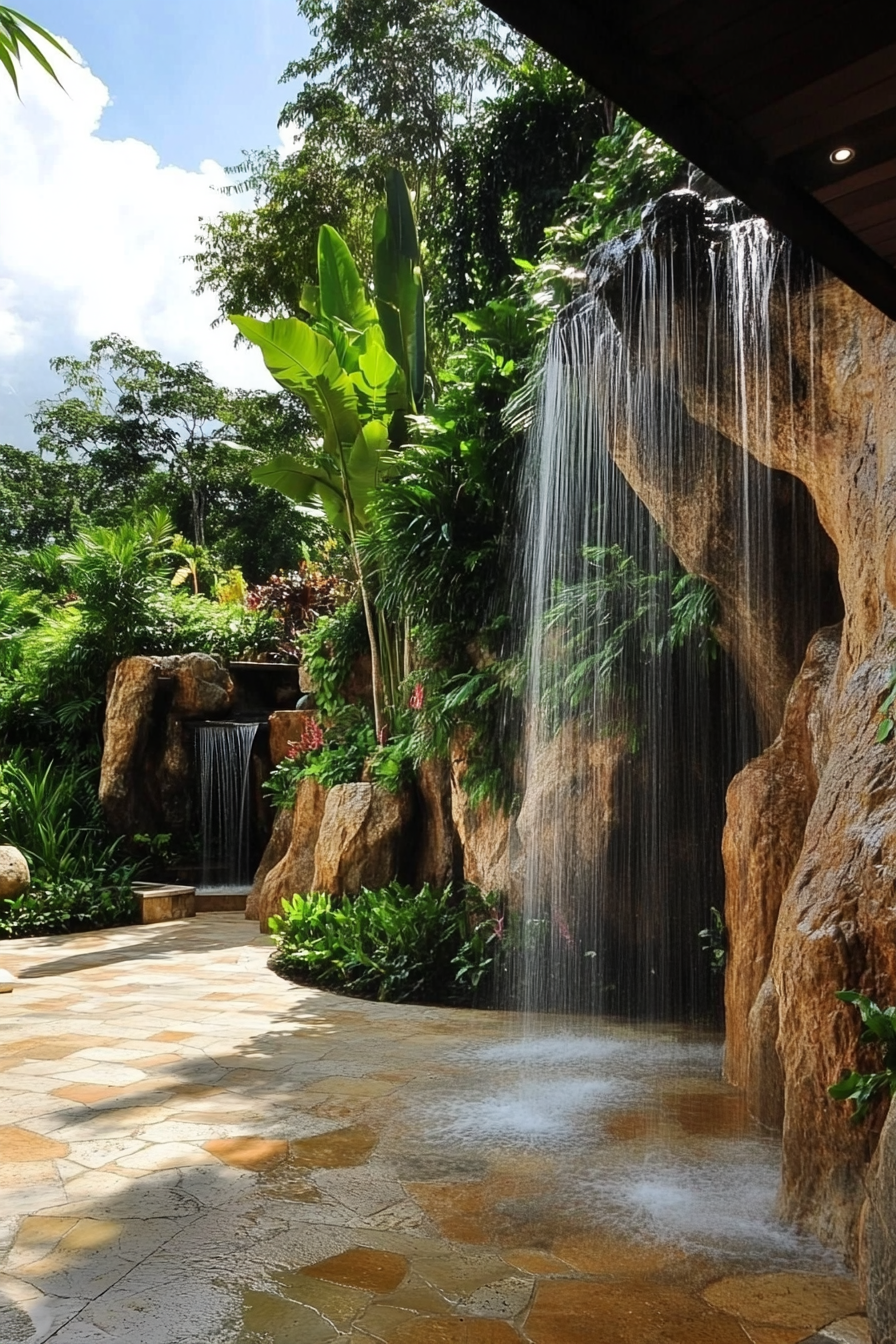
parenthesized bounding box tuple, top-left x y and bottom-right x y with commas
(0, 40, 270, 445)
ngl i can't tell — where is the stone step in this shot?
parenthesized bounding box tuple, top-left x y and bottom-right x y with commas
(132, 883, 196, 924)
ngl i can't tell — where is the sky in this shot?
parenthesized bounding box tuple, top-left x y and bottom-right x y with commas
(0, 0, 312, 449)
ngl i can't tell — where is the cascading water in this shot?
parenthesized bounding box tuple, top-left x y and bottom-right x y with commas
(511, 193, 841, 1021)
(407, 195, 847, 1282)
(195, 721, 259, 894)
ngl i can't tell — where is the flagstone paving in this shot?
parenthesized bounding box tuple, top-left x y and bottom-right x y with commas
(0, 914, 870, 1343)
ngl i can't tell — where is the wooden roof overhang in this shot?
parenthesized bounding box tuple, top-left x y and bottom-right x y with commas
(483, 0, 896, 320)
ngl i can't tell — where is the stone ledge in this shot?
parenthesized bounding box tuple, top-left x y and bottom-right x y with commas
(132, 883, 196, 924)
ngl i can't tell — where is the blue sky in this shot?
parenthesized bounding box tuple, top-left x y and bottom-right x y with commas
(34, 0, 311, 169)
(0, 2, 316, 448)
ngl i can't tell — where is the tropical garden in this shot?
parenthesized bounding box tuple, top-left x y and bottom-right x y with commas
(0, 0, 690, 1000)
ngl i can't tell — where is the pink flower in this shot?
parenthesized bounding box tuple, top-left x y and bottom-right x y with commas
(409, 682, 425, 711)
(555, 914, 573, 947)
(297, 717, 325, 753)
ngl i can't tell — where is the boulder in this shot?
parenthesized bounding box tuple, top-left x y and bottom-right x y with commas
(862, 1101, 896, 1344)
(156, 653, 234, 717)
(100, 652, 234, 837)
(312, 782, 412, 894)
(449, 731, 516, 895)
(254, 777, 327, 930)
(0, 846, 30, 899)
(245, 806, 293, 921)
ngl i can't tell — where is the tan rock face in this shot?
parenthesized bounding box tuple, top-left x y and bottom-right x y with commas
(597, 202, 896, 1279)
(267, 710, 318, 767)
(312, 782, 412, 895)
(515, 723, 628, 920)
(722, 625, 841, 1096)
(246, 806, 293, 922)
(99, 656, 160, 833)
(449, 731, 516, 896)
(862, 1100, 896, 1344)
(0, 846, 30, 899)
(413, 757, 457, 890)
(677, 266, 896, 1259)
(156, 652, 234, 717)
(255, 777, 327, 929)
(100, 652, 234, 836)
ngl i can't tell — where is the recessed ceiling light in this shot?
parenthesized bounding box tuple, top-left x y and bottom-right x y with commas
(830, 147, 855, 165)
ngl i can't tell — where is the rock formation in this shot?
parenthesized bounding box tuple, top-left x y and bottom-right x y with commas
(864, 1102, 896, 1344)
(722, 624, 841, 1109)
(312, 783, 413, 895)
(252, 777, 328, 930)
(99, 653, 235, 837)
(587, 194, 896, 1283)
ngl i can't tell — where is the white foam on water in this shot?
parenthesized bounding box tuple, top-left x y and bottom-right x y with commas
(580, 1141, 836, 1265)
(412, 1027, 840, 1269)
(465, 1033, 630, 1068)
(432, 1074, 622, 1144)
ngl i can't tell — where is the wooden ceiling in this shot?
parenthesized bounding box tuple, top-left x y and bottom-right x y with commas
(483, 0, 896, 319)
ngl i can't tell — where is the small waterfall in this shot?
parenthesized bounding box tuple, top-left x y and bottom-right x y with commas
(513, 197, 840, 1020)
(195, 722, 259, 894)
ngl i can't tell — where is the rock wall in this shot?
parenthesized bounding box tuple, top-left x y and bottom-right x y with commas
(864, 1102, 896, 1344)
(694, 268, 896, 1258)
(722, 624, 840, 1106)
(100, 653, 235, 837)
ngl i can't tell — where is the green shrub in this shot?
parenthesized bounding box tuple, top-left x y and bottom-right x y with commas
(298, 603, 367, 717)
(828, 990, 896, 1123)
(0, 879, 136, 938)
(269, 882, 503, 1004)
(0, 750, 138, 937)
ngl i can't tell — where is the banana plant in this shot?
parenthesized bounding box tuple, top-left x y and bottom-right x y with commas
(230, 171, 427, 739)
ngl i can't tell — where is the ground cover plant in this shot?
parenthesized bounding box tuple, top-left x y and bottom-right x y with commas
(269, 881, 504, 1004)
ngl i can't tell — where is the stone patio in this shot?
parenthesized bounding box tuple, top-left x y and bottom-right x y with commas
(0, 914, 869, 1343)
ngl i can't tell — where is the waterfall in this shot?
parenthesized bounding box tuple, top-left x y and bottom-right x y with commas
(513, 197, 840, 1021)
(195, 722, 259, 894)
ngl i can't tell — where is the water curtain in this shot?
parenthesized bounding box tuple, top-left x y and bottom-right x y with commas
(195, 722, 259, 894)
(513, 195, 839, 1021)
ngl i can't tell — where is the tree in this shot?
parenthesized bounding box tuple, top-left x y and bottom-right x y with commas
(190, 0, 520, 336)
(0, 443, 100, 551)
(25, 335, 324, 580)
(278, 0, 516, 199)
(232, 170, 427, 738)
(0, 6, 69, 94)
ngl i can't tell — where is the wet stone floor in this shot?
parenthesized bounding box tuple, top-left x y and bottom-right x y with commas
(0, 914, 869, 1344)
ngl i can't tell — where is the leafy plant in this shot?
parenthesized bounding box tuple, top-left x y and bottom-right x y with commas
(0, 5, 69, 94)
(698, 907, 727, 975)
(0, 879, 137, 938)
(828, 990, 896, 1123)
(269, 881, 503, 1004)
(298, 602, 367, 716)
(876, 667, 896, 743)
(0, 749, 138, 937)
(232, 169, 428, 738)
